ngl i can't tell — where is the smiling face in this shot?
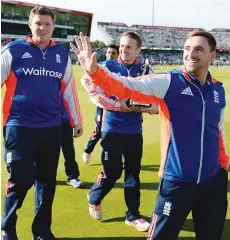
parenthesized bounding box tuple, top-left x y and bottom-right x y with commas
(183, 36, 216, 76)
(29, 14, 55, 47)
(119, 36, 141, 64)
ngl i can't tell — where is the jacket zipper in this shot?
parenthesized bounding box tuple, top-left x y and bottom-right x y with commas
(125, 66, 135, 77)
(126, 67, 131, 77)
(184, 78, 206, 183)
(39, 47, 48, 59)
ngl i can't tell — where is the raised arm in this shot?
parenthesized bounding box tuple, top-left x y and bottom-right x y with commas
(70, 33, 171, 105)
(88, 66, 171, 105)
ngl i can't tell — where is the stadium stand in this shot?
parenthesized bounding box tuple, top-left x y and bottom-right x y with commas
(97, 22, 230, 65)
(98, 22, 230, 50)
(1, 0, 93, 56)
(1, 1, 229, 66)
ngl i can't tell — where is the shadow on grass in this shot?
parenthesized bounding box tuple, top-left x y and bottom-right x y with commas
(182, 219, 230, 240)
(57, 177, 230, 192)
(101, 215, 151, 224)
(57, 237, 196, 240)
(56, 181, 159, 190)
(57, 238, 146, 240)
(141, 164, 160, 172)
(177, 238, 195, 240)
(89, 163, 102, 166)
(56, 218, 229, 239)
(93, 218, 229, 240)
(89, 163, 160, 173)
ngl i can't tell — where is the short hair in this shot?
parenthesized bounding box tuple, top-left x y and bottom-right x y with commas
(184, 31, 216, 52)
(122, 32, 142, 48)
(29, 6, 56, 24)
(106, 44, 119, 54)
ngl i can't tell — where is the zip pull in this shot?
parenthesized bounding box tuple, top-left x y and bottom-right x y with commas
(39, 48, 48, 59)
(126, 66, 133, 76)
(42, 49, 48, 59)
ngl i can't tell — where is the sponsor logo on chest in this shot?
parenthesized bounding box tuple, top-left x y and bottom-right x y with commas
(22, 67, 63, 79)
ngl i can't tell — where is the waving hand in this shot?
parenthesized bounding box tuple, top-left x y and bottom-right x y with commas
(70, 32, 98, 73)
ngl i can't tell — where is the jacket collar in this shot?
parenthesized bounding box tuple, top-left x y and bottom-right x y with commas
(118, 56, 139, 65)
(26, 35, 56, 47)
(181, 65, 213, 86)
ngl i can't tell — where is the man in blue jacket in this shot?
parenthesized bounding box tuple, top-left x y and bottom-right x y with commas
(81, 32, 159, 232)
(71, 31, 229, 240)
(1, 6, 82, 240)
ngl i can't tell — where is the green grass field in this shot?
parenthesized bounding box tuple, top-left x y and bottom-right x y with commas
(1, 65, 230, 239)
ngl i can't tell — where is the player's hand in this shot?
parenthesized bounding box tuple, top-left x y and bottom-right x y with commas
(128, 103, 159, 114)
(70, 32, 97, 73)
(145, 104, 159, 115)
(120, 98, 132, 112)
(73, 124, 83, 138)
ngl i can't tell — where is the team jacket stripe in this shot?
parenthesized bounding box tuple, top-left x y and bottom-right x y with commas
(62, 57, 82, 126)
(219, 108, 229, 168)
(71, 78, 83, 124)
(81, 74, 121, 111)
(93, 93, 121, 111)
(63, 97, 74, 126)
(61, 80, 74, 125)
(157, 100, 171, 177)
(3, 70, 18, 126)
(147, 213, 158, 240)
(101, 109, 107, 131)
(61, 78, 82, 126)
(91, 85, 121, 111)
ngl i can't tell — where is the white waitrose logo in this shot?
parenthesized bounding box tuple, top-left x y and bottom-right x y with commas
(22, 67, 63, 79)
(181, 87, 193, 96)
(163, 201, 172, 216)
(6, 152, 12, 164)
(22, 52, 32, 59)
(56, 54, 61, 63)
(214, 90, 219, 103)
